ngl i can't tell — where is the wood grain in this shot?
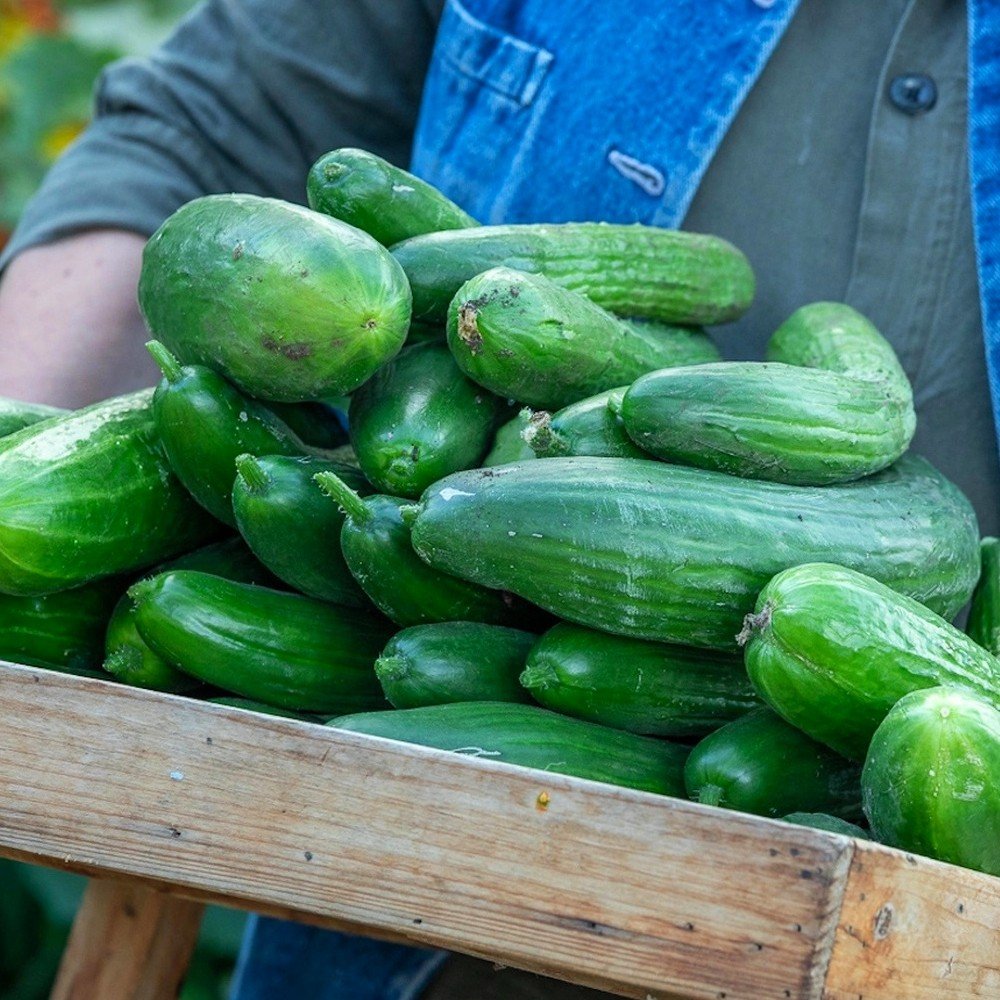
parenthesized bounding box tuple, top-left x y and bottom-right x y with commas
(0, 663, 996, 999)
(51, 879, 203, 1000)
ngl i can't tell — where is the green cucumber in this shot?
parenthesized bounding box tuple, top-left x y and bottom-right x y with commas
(392, 222, 755, 325)
(139, 193, 412, 401)
(375, 622, 535, 708)
(348, 341, 503, 498)
(104, 537, 276, 692)
(0, 577, 121, 675)
(307, 148, 477, 246)
(522, 389, 644, 459)
(329, 702, 688, 796)
(0, 389, 217, 596)
(862, 687, 999, 876)
(620, 319, 720, 366)
(0, 396, 67, 439)
(231, 454, 370, 605)
(264, 401, 348, 450)
(148, 342, 317, 526)
(130, 571, 392, 712)
(483, 410, 536, 466)
(966, 537, 1000, 655)
(406, 456, 979, 650)
(520, 622, 760, 737)
(315, 472, 524, 627)
(684, 707, 862, 820)
(621, 303, 916, 485)
(741, 562, 1000, 761)
(447, 268, 721, 410)
(781, 813, 869, 840)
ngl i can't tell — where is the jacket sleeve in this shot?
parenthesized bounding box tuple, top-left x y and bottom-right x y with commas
(1, 0, 441, 266)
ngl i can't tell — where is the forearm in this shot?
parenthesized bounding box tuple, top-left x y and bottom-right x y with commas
(0, 231, 154, 408)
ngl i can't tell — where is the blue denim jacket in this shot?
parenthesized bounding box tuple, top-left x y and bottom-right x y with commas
(231, 2, 1000, 996)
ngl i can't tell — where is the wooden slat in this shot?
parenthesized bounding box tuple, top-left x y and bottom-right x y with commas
(51, 879, 203, 1000)
(0, 663, 996, 999)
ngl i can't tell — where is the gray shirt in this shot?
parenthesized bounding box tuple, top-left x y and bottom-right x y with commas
(5, 0, 996, 530)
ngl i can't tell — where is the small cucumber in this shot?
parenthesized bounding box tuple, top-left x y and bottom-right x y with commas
(520, 623, 760, 737)
(522, 389, 644, 459)
(130, 571, 392, 712)
(447, 268, 720, 410)
(966, 537, 1000, 655)
(392, 222, 755, 325)
(315, 472, 525, 627)
(232, 454, 371, 605)
(349, 341, 503, 498)
(307, 148, 477, 246)
(139, 194, 412, 401)
(684, 707, 863, 820)
(781, 813, 869, 840)
(375, 622, 536, 708)
(483, 410, 536, 466)
(741, 562, 1000, 761)
(104, 537, 277, 692)
(862, 687, 999, 876)
(329, 701, 689, 797)
(0, 396, 67, 439)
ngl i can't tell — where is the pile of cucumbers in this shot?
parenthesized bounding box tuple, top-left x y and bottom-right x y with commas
(0, 147, 996, 880)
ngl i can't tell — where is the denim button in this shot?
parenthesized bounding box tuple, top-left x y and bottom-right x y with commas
(888, 73, 938, 115)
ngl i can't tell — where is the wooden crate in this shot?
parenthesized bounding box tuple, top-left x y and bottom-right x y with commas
(0, 661, 997, 999)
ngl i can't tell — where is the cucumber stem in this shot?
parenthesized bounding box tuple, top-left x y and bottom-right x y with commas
(697, 784, 725, 809)
(126, 577, 158, 606)
(736, 600, 774, 647)
(146, 341, 184, 383)
(373, 655, 408, 684)
(521, 411, 569, 458)
(314, 471, 371, 524)
(398, 504, 421, 528)
(235, 453, 270, 495)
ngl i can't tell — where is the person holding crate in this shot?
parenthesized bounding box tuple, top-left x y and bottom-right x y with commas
(0, 0, 996, 997)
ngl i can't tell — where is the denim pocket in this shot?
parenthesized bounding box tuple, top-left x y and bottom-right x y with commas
(410, 0, 554, 223)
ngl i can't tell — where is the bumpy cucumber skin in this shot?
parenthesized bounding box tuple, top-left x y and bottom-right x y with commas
(152, 359, 312, 526)
(104, 537, 275, 692)
(0, 390, 217, 596)
(375, 622, 536, 709)
(966, 537, 1000, 655)
(349, 342, 503, 498)
(524, 389, 645, 459)
(139, 194, 412, 401)
(408, 456, 979, 651)
(392, 222, 755, 325)
(521, 623, 759, 737)
(307, 148, 477, 246)
(340, 494, 524, 627)
(232, 455, 370, 605)
(684, 708, 862, 820)
(619, 320, 720, 366)
(0, 397, 67, 439)
(781, 813, 869, 840)
(483, 411, 536, 466)
(448, 268, 720, 410)
(131, 571, 392, 712)
(743, 563, 1000, 761)
(329, 701, 689, 796)
(862, 687, 1000, 876)
(0, 577, 121, 675)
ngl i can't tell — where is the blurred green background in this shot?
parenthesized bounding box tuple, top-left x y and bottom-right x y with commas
(0, 11, 248, 997)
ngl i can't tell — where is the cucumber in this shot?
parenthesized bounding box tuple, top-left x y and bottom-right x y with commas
(307, 148, 477, 246)
(148, 342, 316, 526)
(620, 303, 916, 485)
(522, 389, 644, 459)
(520, 623, 760, 737)
(232, 454, 370, 605)
(138, 193, 412, 401)
(741, 563, 1000, 761)
(684, 707, 862, 820)
(104, 537, 276, 692)
(483, 410, 536, 466)
(862, 687, 999, 876)
(966, 537, 1000, 655)
(349, 341, 503, 498)
(447, 268, 721, 410)
(620, 319, 720, 366)
(130, 571, 392, 712)
(392, 222, 755, 325)
(0, 389, 217, 595)
(375, 623, 536, 709)
(264, 401, 348, 450)
(329, 702, 689, 796)
(405, 455, 979, 650)
(0, 396, 67, 439)
(315, 472, 525, 627)
(0, 577, 121, 675)
(781, 813, 869, 840)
